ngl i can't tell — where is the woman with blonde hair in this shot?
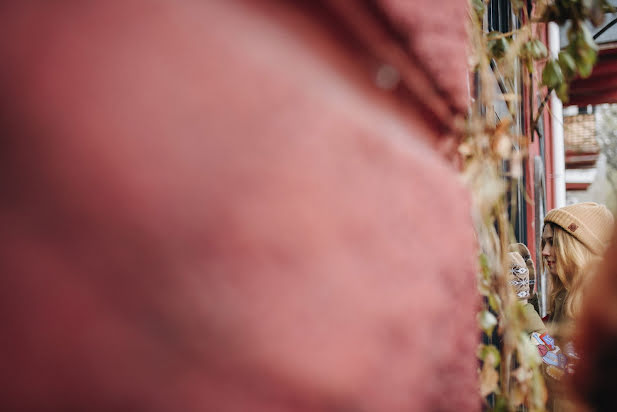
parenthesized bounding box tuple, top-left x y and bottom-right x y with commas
(541, 202, 614, 326)
(524, 202, 613, 410)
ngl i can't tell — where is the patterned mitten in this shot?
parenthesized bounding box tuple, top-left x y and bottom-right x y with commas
(507, 251, 530, 300)
(509, 243, 536, 295)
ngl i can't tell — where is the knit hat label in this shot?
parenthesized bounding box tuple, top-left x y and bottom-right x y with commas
(568, 223, 578, 232)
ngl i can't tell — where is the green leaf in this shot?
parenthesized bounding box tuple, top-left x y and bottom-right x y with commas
(488, 294, 501, 312)
(472, 0, 485, 17)
(529, 39, 548, 60)
(478, 310, 498, 336)
(489, 36, 509, 59)
(479, 253, 491, 280)
(477, 344, 501, 367)
(524, 57, 534, 73)
(491, 395, 509, 412)
(556, 81, 570, 102)
(577, 47, 597, 78)
(520, 38, 546, 72)
(580, 24, 599, 52)
(558, 50, 577, 79)
(542, 59, 564, 89)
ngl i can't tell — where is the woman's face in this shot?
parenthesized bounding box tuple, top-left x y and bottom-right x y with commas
(542, 224, 557, 276)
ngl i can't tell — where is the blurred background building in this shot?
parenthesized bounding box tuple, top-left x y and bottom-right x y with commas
(560, 0, 617, 208)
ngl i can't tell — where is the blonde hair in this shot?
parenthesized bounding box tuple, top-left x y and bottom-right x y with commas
(543, 223, 596, 322)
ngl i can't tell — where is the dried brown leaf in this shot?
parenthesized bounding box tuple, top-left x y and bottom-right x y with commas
(479, 361, 500, 397)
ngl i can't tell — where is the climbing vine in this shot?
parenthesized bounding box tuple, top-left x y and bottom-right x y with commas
(464, 0, 613, 410)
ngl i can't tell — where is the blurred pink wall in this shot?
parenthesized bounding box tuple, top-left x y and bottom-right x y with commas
(0, 1, 478, 411)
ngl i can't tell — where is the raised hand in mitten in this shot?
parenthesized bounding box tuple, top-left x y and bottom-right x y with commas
(509, 243, 536, 295)
(507, 251, 531, 301)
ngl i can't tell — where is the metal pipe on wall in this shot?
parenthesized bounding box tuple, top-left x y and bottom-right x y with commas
(549, 22, 567, 209)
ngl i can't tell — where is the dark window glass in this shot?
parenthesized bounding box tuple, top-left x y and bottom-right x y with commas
(488, 0, 512, 33)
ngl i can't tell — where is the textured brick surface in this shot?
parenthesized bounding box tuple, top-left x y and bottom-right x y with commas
(0, 1, 478, 411)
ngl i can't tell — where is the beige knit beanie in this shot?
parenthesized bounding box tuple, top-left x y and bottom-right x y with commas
(544, 202, 614, 255)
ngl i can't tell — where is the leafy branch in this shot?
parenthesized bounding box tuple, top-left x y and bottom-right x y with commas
(465, 0, 609, 410)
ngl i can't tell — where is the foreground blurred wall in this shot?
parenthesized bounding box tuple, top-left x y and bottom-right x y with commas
(572, 217, 617, 410)
(0, 1, 479, 411)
